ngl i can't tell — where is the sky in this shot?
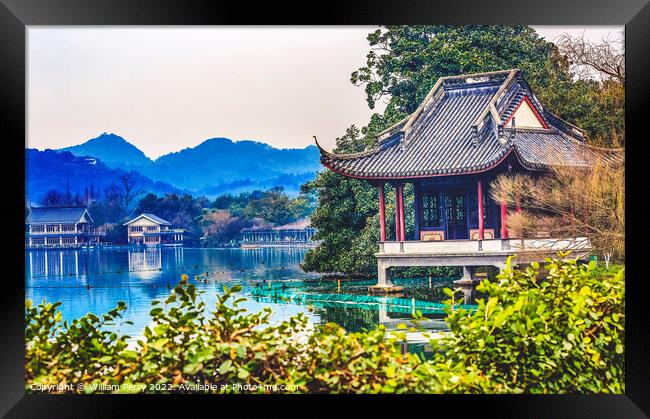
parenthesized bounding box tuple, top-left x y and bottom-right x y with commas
(27, 26, 623, 158)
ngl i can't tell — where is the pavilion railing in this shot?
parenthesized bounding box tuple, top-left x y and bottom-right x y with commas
(378, 237, 591, 255)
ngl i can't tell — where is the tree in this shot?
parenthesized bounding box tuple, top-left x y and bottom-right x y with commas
(40, 188, 85, 207)
(211, 194, 237, 210)
(351, 26, 560, 116)
(302, 127, 384, 276)
(490, 157, 624, 266)
(116, 173, 145, 218)
(556, 31, 624, 83)
(243, 187, 295, 226)
(200, 210, 252, 245)
(289, 186, 318, 220)
(41, 189, 64, 207)
(552, 31, 625, 147)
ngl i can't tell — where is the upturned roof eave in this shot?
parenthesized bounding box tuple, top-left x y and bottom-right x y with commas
(320, 147, 515, 181)
(314, 136, 384, 161)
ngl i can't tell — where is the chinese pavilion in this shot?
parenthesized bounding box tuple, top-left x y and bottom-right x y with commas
(316, 69, 621, 290)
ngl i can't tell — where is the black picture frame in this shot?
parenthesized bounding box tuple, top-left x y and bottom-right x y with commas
(1, 0, 648, 416)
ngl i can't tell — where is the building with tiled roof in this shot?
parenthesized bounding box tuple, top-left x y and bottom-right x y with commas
(316, 69, 622, 243)
(240, 218, 317, 247)
(25, 206, 105, 248)
(124, 213, 184, 246)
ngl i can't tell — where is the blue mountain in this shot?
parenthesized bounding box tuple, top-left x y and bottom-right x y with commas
(144, 137, 321, 193)
(62, 132, 153, 168)
(57, 134, 321, 197)
(26, 148, 181, 204)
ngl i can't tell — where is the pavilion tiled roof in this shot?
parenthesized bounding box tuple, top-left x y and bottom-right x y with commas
(511, 128, 622, 170)
(124, 213, 172, 226)
(317, 69, 622, 179)
(26, 207, 92, 225)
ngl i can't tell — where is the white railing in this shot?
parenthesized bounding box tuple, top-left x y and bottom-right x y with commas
(27, 228, 106, 236)
(379, 237, 591, 255)
(25, 242, 106, 249)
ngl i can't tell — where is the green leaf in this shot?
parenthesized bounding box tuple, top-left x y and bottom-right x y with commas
(237, 368, 250, 379)
(218, 359, 232, 375)
(183, 362, 203, 375)
(149, 307, 163, 316)
(237, 344, 247, 358)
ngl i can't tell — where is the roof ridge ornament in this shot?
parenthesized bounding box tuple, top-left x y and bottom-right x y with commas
(498, 117, 516, 146)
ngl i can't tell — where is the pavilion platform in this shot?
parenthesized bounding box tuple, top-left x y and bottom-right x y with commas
(370, 237, 592, 294)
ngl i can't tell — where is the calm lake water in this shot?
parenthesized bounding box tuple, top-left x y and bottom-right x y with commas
(26, 247, 451, 338)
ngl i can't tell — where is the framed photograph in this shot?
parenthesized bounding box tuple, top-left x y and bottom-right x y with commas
(2, 0, 648, 416)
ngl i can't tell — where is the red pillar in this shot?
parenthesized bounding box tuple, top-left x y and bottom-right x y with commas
(500, 200, 509, 239)
(378, 183, 386, 242)
(398, 184, 406, 241)
(477, 179, 485, 240)
(394, 184, 401, 241)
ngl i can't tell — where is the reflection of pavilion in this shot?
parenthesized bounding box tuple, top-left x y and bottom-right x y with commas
(128, 247, 162, 273)
(377, 302, 448, 356)
(377, 301, 448, 331)
(27, 250, 81, 277)
(127, 247, 185, 278)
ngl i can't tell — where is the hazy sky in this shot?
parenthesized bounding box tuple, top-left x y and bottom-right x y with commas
(27, 26, 623, 158)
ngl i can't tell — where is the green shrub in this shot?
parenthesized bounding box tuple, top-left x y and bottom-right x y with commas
(25, 257, 624, 393)
(439, 256, 625, 393)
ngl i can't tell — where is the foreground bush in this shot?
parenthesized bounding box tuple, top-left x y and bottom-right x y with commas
(442, 257, 624, 393)
(25, 257, 624, 393)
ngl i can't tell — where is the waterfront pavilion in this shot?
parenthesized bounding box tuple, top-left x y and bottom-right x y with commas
(316, 69, 622, 290)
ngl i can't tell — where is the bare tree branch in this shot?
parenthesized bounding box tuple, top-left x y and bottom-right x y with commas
(556, 31, 625, 83)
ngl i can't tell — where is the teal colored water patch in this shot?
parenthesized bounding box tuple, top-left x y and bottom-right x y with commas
(257, 277, 456, 303)
(263, 276, 452, 290)
(250, 287, 476, 315)
(25, 247, 473, 336)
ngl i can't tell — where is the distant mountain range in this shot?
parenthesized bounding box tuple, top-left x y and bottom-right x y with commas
(26, 133, 321, 203)
(26, 148, 181, 204)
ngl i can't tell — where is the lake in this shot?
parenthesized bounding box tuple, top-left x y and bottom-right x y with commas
(26, 247, 452, 338)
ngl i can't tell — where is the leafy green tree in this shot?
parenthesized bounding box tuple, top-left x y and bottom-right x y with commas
(243, 187, 295, 226)
(352, 26, 559, 115)
(289, 186, 318, 220)
(302, 128, 383, 276)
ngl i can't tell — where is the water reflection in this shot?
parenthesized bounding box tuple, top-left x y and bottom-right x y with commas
(26, 247, 324, 337)
(26, 247, 451, 337)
